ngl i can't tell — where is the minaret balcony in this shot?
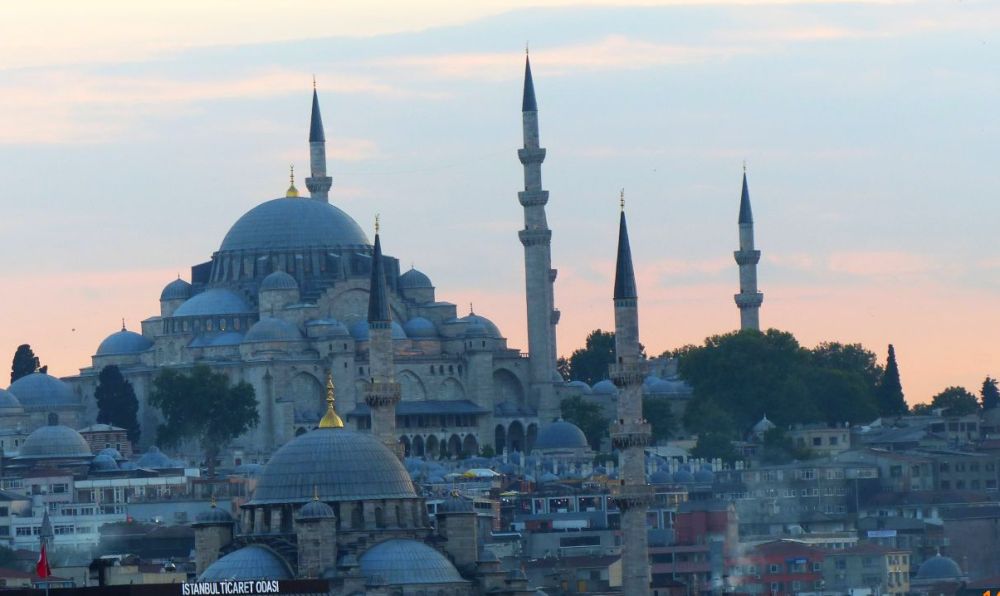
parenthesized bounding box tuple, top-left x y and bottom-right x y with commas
(610, 422, 652, 450)
(518, 229, 552, 247)
(365, 381, 401, 407)
(734, 292, 764, 309)
(610, 484, 654, 511)
(609, 362, 646, 387)
(733, 250, 761, 266)
(517, 190, 549, 207)
(517, 147, 546, 165)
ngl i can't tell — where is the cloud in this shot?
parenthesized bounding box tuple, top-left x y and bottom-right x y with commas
(827, 250, 934, 278)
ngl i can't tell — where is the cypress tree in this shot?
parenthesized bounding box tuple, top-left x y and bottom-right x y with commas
(876, 344, 907, 415)
(982, 377, 1000, 411)
(95, 365, 141, 444)
(10, 344, 40, 383)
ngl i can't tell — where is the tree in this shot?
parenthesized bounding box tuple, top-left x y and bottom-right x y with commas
(564, 330, 616, 385)
(643, 397, 675, 443)
(690, 431, 738, 463)
(929, 386, 980, 417)
(760, 427, 813, 464)
(876, 344, 907, 416)
(94, 365, 141, 444)
(981, 377, 1000, 411)
(149, 365, 259, 477)
(811, 342, 883, 391)
(10, 344, 42, 383)
(556, 357, 570, 381)
(560, 395, 609, 451)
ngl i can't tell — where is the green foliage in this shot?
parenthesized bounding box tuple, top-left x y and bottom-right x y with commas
(0, 545, 16, 569)
(564, 330, 616, 385)
(95, 365, 141, 444)
(643, 396, 675, 443)
(981, 377, 1000, 411)
(479, 445, 495, 458)
(556, 357, 571, 382)
(690, 431, 738, 463)
(929, 386, 980, 416)
(760, 427, 814, 464)
(560, 395, 610, 451)
(876, 344, 908, 415)
(10, 344, 42, 383)
(149, 365, 259, 476)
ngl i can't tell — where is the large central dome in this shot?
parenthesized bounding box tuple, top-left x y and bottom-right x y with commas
(219, 198, 370, 253)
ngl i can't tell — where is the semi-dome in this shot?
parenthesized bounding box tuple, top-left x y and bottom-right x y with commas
(592, 380, 618, 396)
(917, 553, 962, 580)
(96, 329, 153, 356)
(17, 424, 92, 460)
(260, 271, 298, 291)
(0, 388, 23, 411)
(160, 278, 192, 301)
(249, 427, 416, 505)
(243, 318, 303, 343)
(534, 420, 589, 451)
(403, 317, 436, 338)
(305, 318, 350, 337)
(219, 198, 369, 253)
(173, 289, 251, 318)
(8, 373, 78, 409)
(348, 320, 407, 341)
(199, 545, 293, 581)
(359, 539, 467, 586)
(459, 314, 502, 338)
(399, 268, 432, 289)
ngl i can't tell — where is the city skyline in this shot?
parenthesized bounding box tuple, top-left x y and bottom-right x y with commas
(2, 0, 998, 404)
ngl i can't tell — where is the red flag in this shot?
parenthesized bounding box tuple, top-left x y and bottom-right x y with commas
(36, 543, 50, 579)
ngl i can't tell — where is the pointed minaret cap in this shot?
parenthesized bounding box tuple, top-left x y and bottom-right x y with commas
(309, 87, 325, 143)
(522, 53, 538, 112)
(367, 217, 390, 323)
(738, 171, 753, 225)
(613, 191, 637, 301)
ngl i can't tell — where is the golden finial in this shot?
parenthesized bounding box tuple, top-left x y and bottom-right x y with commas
(312, 485, 320, 501)
(286, 164, 299, 198)
(375, 213, 380, 235)
(619, 188, 625, 212)
(319, 372, 344, 428)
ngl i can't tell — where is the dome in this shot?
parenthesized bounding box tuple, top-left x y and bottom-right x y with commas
(160, 278, 192, 301)
(305, 318, 349, 337)
(219, 198, 369, 253)
(592, 380, 618, 396)
(91, 453, 119, 471)
(0, 388, 23, 411)
(260, 271, 299, 292)
(196, 505, 234, 525)
(540, 472, 560, 483)
(200, 545, 293, 581)
(17, 424, 92, 460)
(566, 380, 592, 394)
(917, 554, 962, 580)
(649, 470, 672, 484)
(673, 469, 695, 483)
(249, 427, 416, 505)
(753, 414, 776, 433)
(399, 268, 432, 289)
(173, 289, 251, 318)
(403, 317, 437, 338)
(136, 446, 178, 469)
(8, 373, 78, 409)
(459, 314, 501, 338)
(297, 499, 336, 520)
(437, 493, 474, 514)
(646, 379, 686, 395)
(534, 420, 589, 451)
(96, 329, 153, 356)
(694, 469, 715, 483)
(348, 320, 407, 341)
(243, 318, 303, 343)
(359, 539, 467, 586)
(464, 321, 488, 338)
(98, 447, 124, 460)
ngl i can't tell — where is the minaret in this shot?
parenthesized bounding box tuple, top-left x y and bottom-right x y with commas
(610, 195, 652, 596)
(734, 169, 763, 331)
(305, 84, 333, 202)
(365, 219, 402, 459)
(517, 51, 560, 420)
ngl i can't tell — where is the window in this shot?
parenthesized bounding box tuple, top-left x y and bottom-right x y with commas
(829, 436, 839, 445)
(835, 559, 847, 570)
(769, 564, 780, 573)
(812, 562, 822, 571)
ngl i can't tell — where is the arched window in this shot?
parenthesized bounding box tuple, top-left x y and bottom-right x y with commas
(374, 507, 385, 528)
(351, 505, 363, 529)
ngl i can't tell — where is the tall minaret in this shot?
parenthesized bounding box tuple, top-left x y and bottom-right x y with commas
(734, 169, 763, 331)
(365, 219, 402, 459)
(305, 84, 333, 202)
(517, 52, 560, 420)
(610, 195, 652, 596)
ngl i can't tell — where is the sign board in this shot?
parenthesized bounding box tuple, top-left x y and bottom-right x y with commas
(181, 582, 281, 596)
(867, 530, 897, 538)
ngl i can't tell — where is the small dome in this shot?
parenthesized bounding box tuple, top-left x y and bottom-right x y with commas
(199, 545, 293, 581)
(644, 375, 662, 388)
(403, 317, 437, 338)
(173, 289, 252, 318)
(260, 271, 298, 292)
(917, 554, 962, 580)
(96, 329, 153, 356)
(399, 268, 433, 289)
(540, 472, 560, 483)
(437, 493, 474, 514)
(98, 447, 124, 460)
(7, 373, 78, 409)
(136, 446, 178, 469)
(160, 278, 192, 301)
(459, 314, 502, 338)
(243, 318, 303, 343)
(673, 469, 695, 483)
(694, 469, 715, 483)
(534, 420, 589, 451)
(566, 380, 592, 394)
(91, 453, 119, 471)
(592, 380, 618, 396)
(17, 425, 92, 460)
(348, 320, 407, 341)
(196, 505, 234, 525)
(649, 470, 672, 484)
(753, 414, 776, 433)
(297, 499, 336, 520)
(359, 539, 467, 586)
(0, 388, 23, 411)
(646, 379, 686, 395)
(306, 318, 350, 337)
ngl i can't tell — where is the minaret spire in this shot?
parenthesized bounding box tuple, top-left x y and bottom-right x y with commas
(365, 220, 402, 459)
(517, 52, 560, 423)
(609, 199, 652, 596)
(305, 86, 333, 202)
(734, 169, 763, 330)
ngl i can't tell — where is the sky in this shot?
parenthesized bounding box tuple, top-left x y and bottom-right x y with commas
(1, 0, 997, 405)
